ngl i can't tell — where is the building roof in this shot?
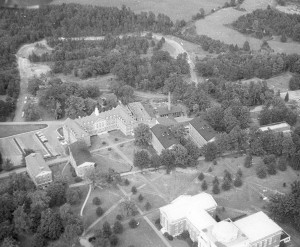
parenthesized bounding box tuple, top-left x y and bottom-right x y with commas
(25, 153, 51, 177)
(64, 118, 89, 139)
(234, 211, 282, 243)
(157, 105, 183, 116)
(157, 117, 177, 127)
(189, 117, 217, 141)
(259, 122, 291, 133)
(187, 209, 216, 231)
(127, 102, 152, 121)
(160, 193, 217, 223)
(151, 124, 179, 149)
(69, 141, 94, 166)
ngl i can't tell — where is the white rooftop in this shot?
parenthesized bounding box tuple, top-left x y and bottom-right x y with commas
(234, 211, 282, 243)
(259, 122, 291, 132)
(160, 193, 217, 222)
(187, 208, 216, 231)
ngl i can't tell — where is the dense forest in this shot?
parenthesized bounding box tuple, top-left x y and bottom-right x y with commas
(0, 3, 183, 120)
(231, 8, 300, 41)
(196, 50, 300, 81)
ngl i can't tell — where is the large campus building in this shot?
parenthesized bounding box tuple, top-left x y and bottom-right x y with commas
(160, 193, 290, 247)
(63, 102, 156, 147)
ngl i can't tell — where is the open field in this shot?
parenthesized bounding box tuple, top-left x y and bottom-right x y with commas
(195, 0, 300, 55)
(266, 72, 293, 93)
(51, 0, 227, 21)
(0, 124, 47, 138)
(92, 153, 131, 173)
(0, 138, 23, 166)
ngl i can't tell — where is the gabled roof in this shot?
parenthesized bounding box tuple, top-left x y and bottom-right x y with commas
(234, 211, 282, 243)
(25, 153, 51, 178)
(151, 124, 179, 149)
(259, 122, 291, 133)
(157, 105, 183, 116)
(127, 102, 152, 121)
(64, 118, 89, 138)
(69, 141, 94, 166)
(189, 117, 217, 141)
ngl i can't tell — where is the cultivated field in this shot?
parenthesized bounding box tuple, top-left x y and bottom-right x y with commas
(266, 72, 293, 92)
(51, 0, 228, 21)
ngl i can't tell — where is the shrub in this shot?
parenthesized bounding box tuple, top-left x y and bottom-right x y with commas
(120, 144, 124, 147)
(198, 172, 204, 181)
(115, 138, 119, 141)
(208, 167, 213, 172)
(155, 218, 160, 225)
(145, 202, 151, 211)
(138, 194, 144, 202)
(69, 165, 77, 177)
(131, 186, 137, 194)
(102, 141, 106, 145)
(224, 170, 232, 182)
(212, 183, 220, 194)
(167, 235, 173, 241)
(256, 165, 267, 179)
(244, 154, 252, 168)
(113, 221, 123, 234)
(124, 179, 130, 186)
(93, 197, 101, 205)
(263, 154, 276, 165)
(110, 234, 119, 246)
(280, 33, 287, 42)
(66, 188, 82, 205)
(96, 206, 104, 217)
(201, 180, 208, 191)
(74, 176, 83, 183)
(108, 147, 112, 151)
(116, 214, 123, 221)
(283, 182, 286, 187)
(129, 218, 138, 228)
(233, 175, 243, 187)
(180, 230, 190, 240)
(213, 160, 218, 166)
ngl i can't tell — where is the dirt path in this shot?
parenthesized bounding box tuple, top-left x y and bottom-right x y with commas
(14, 40, 51, 122)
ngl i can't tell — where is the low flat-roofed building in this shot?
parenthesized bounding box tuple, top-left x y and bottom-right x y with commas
(69, 141, 95, 177)
(150, 124, 179, 155)
(160, 193, 290, 247)
(25, 152, 52, 187)
(259, 122, 291, 134)
(156, 117, 178, 127)
(157, 105, 183, 118)
(189, 117, 217, 148)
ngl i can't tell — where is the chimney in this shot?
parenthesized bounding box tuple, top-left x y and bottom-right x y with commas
(94, 106, 99, 116)
(168, 92, 171, 111)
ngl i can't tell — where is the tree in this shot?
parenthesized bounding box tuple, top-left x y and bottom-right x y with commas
(212, 183, 220, 194)
(131, 186, 137, 194)
(160, 149, 175, 174)
(221, 178, 231, 191)
(129, 218, 138, 228)
(1, 237, 19, 247)
(102, 221, 112, 238)
(93, 197, 101, 205)
(201, 180, 208, 190)
(38, 209, 63, 240)
(150, 154, 161, 170)
(243, 41, 250, 51)
(28, 78, 41, 96)
(134, 123, 152, 147)
(277, 156, 287, 171)
(113, 221, 123, 234)
(65, 96, 86, 119)
(198, 172, 204, 181)
(46, 178, 68, 207)
(96, 207, 104, 217)
(172, 144, 188, 167)
(120, 200, 137, 217)
(138, 194, 144, 202)
(202, 142, 218, 161)
(23, 102, 40, 121)
(62, 224, 82, 246)
(256, 165, 267, 179)
(289, 74, 300, 90)
(293, 24, 300, 42)
(110, 234, 119, 246)
(133, 150, 150, 170)
(3, 158, 14, 171)
(66, 188, 81, 205)
(237, 168, 243, 177)
(233, 174, 243, 187)
(213, 176, 219, 185)
(31, 233, 46, 247)
(13, 205, 31, 234)
(145, 202, 151, 211)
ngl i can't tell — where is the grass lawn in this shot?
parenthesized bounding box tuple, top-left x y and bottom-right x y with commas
(90, 135, 109, 151)
(83, 187, 123, 227)
(51, 0, 227, 21)
(71, 184, 90, 216)
(0, 124, 47, 138)
(93, 152, 131, 173)
(266, 72, 293, 93)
